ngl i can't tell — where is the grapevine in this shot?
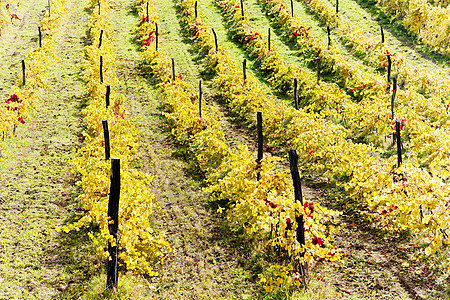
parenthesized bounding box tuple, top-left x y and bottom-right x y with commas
(293, 0, 450, 105)
(137, 0, 341, 291)
(0, 1, 21, 35)
(176, 0, 450, 259)
(61, 0, 172, 276)
(374, 0, 450, 54)
(214, 0, 450, 178)
(1, 0, 67, 154)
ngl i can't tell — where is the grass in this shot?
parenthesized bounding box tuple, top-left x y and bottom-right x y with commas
(244, 0, 313, 70)
(151, 0, 204, 86)
(78, 273, 158, 300)
(93, 0, 264, 298)
(155, 1, 450, 298)
(1, 0, 449, 298)
(0, 0, 48, 97)
(320, 0, 450, 70)
(274, 0, 364, 66)
(354, 0, 450, 67)
(196, 0, 276, 94)
(0, 0, 100, 298)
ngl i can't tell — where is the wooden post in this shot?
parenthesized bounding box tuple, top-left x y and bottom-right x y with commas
(381, 25, 384, 43)
(291, 0, 294, 17)
(396, 120, 402, 167)
(316, 57, 321, 83)
(257, 111, 263, 181)
(295, 215, 305, 246)
(391, 77, 397, 119)
(38, 27, 42, 47)
(296, 211, 306, 284)
(336, 0, 338, 13)
(106, 158, 120, 289)
(155, 23, 159, 51)
(288, 150, 306, 283)
(21, 60, 25, 86)
(171, 58, 175, 81)
(99, 29, 103, 48)
(199, 80, 202, 118)
(294, 77, 299, 110)
(391, 77, 397, 145)
(102, 120, 110, 160)
(268, 28, 271, 51)
(327, 26, 331, 47)
(289, 150, 303, 205)
(240, 0, 244, 18)
(195, 1, 198, 19)
(106, 84, 111, 109)
(146, 1, 149, 20)
(100, 55, 103, 83)
(243, 59, 247, 82)
(212, 28, 218, 51)
(387, 55, 391, 83)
